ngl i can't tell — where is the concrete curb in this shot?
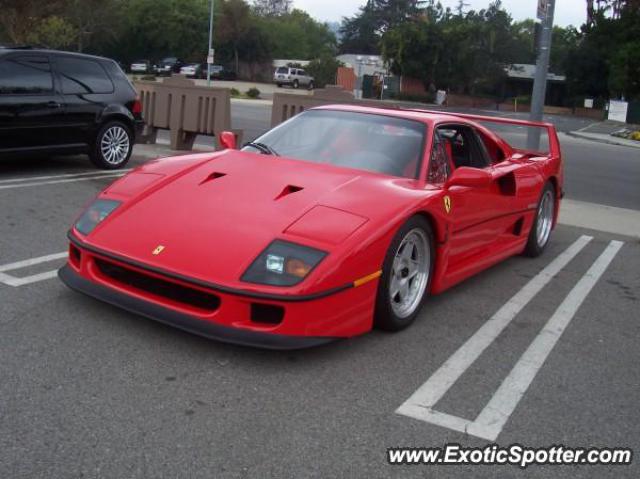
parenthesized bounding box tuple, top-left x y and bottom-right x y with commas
(566, 131, 640, 149)
(559, 199, 640, 239)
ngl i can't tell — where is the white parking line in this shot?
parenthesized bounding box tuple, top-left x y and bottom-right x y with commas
(0, 251, 67, 287)
(396, 235, 619, 441)
(0, 169, 132, 185)
(469, 240, 624, 440)
(0, 173, 126, 190)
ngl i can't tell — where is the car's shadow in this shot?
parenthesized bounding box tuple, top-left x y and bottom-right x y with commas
(0, 154, 94, 177)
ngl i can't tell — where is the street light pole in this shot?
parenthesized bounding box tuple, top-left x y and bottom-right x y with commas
(207, 0, 214, 87)
(527, 0, 556, 150)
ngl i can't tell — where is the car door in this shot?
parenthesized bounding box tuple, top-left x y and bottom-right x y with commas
(53, 55, 114, 147)
(0, 54, 65, 152)
(437, 124, 520, 273)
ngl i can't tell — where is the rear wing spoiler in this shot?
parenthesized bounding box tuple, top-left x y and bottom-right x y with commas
(401, 108, 561, 158)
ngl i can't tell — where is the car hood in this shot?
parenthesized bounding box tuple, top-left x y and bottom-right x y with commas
(86, 151, 423, 288)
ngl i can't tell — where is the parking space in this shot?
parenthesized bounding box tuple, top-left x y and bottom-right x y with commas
(1, 145, 638, 477)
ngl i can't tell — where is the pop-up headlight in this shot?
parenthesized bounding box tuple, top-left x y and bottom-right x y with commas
(75, 199, 121, 235)
(242, 240, 327, 286)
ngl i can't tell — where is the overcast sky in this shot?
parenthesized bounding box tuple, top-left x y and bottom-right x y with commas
(293, 0, 587, 27)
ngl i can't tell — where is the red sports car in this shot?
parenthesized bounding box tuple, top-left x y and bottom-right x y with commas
(59, 105, 563, 349)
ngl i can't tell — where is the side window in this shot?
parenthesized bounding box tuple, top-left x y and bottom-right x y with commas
(57, 57, 114, 95)
(0, 56, 53, 94)
(428, 133, 451, 185)
(299, 69, 306, 76)
(476, 129, 505, 164)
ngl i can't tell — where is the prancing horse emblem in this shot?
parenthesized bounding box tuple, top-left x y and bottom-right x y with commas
(152, 245, 165, 255)
(444, 195, 452, 214)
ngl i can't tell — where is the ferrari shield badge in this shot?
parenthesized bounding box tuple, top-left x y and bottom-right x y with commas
(152, 245, 165, 255)
(443, 195, 452, 214)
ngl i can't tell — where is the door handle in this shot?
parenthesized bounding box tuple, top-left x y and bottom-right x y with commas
(47, 101, 61, 108)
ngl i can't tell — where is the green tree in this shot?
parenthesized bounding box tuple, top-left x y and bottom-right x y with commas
(305, 55, 344, 88)
(27, 16, 77, 49)
(217, 0, 251, 72)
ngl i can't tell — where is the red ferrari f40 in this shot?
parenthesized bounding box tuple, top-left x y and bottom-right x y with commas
(60, 105, 563, 349)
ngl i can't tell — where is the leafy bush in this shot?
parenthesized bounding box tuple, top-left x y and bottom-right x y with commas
(305, 55, 344, 89)
(230, 88, 241, 97)
(141, 75, 157, 81)
(246, 87, 261, 99)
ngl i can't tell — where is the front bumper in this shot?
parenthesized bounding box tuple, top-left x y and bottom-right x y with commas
(59, 264, 335, 350)
(59, 235, 378, 349)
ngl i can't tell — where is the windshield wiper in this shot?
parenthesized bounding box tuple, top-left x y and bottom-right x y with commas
(245, 141, 279, 156)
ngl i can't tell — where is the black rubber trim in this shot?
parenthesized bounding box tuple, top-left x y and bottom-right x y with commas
(67, 231, 352, 302)
(58, 265, 336, 350)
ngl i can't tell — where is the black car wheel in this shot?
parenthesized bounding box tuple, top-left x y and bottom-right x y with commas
(308, 81, 315, 90)
(90, 121, 133, 170)
(374, 216, 434, 331)
(292, 79, 299, 89)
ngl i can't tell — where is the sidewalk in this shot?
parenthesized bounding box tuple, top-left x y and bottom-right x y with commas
(568, 120, 640, 149)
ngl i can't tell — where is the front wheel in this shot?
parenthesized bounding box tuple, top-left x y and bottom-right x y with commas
(374, 216, 434, 331)
(292, 79, 299, 89)
(524, 182, 555, 257)
(89, 121, 133, 170)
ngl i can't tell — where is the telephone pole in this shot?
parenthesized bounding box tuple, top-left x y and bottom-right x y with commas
(527, 0, 556, 150)
(207, 0, 214, 87)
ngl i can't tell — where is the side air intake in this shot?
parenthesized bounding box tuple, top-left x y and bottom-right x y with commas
(275, 185, 303, 200)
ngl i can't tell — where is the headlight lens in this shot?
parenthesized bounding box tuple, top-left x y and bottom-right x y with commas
(241, 240, 327, 286)
(75, 199, 121, 235)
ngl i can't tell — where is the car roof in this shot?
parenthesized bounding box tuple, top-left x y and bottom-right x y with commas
(312, 103, 462, 125)
(0, 47, 113, 63)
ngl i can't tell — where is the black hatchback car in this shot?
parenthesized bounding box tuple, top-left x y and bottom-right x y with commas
(0, 47, 144, 169)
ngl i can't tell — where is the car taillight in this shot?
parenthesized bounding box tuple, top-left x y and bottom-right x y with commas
(132, 98, 142, 115)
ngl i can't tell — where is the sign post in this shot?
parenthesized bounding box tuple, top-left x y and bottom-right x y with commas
(528, 0, 556, 150)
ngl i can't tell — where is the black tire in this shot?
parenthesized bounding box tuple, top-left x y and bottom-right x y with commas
(308, 81, 315, 90)
(374, 216, 434, 332)
(292, 79, 299, 89)
(89, 120, 133, 170)
(276, 83, 282, 88)
(523, 182, 555, 257)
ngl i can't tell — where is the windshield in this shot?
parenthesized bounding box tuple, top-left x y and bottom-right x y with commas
(276, 67, 289, 74)
(242, 110, 426, 179)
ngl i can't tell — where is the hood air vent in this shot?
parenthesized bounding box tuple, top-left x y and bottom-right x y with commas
(275, 184, 303, 200)
(200, 172, 227, 185)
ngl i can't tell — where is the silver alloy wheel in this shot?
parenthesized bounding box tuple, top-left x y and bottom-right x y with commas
(100, 125, 130, 165)
(389, 228, 430, 319)
(536, 189, 554, 248)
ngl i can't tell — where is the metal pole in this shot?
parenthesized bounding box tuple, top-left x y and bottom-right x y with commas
(527, 0, 555, 150)
(207, 0, 214, 87)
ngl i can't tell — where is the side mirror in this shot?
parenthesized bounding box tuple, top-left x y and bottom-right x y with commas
(446, 167, 492, 189)
(219, 131, 237, 150)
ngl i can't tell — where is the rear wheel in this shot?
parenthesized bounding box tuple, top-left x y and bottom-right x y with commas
(524, 182, 555, 257)
(308, 81, 315, 90)
(89, 121, 133, 170)
(292, 79, 299, 89)
(374, 216, 433, 331)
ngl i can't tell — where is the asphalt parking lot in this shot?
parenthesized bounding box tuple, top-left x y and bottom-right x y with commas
(1, 134, 639, 478)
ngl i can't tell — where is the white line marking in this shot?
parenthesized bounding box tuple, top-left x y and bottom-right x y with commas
(472, 240, 624, 440)
(0, 252, 68, 272)
(0, 251, 67, 287)
(0, 173, 125, 190)
(0, 169, 132, 185)
(397, 235, 592, 414)
(0, 270, 59, 287)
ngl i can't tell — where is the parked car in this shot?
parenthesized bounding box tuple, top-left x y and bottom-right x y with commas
(274, 66, 314, 89)
(208, 65, 237, 80)
(179, 63, 204, 78)
(130, 59, 152, 74)
(0, 47, 144, 169)
(59, 106, 563, 349)
(155, 56, 184, 76)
